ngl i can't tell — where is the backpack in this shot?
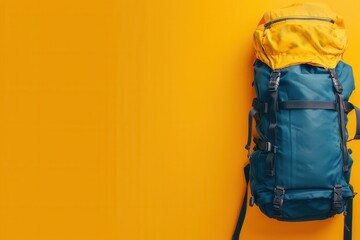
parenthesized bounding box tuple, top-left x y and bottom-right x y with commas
(233, 3, 359, 240)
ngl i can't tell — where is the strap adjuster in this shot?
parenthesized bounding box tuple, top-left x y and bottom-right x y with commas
(268, 71, 281, 92)
(249, 196, 255, 207)
(265, 142, 271, 151)
(273, 186, 285, 211)
(264, 142, 277, 153)
(253, 139, 278, 154)
(330, 69, 343, 93)
(332, 184, 343, 211)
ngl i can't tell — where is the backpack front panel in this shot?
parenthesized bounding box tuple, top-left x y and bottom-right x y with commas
(250, 60, 354, 220)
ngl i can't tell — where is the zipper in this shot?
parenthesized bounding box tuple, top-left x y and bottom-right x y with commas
(264, 17, 335, 29)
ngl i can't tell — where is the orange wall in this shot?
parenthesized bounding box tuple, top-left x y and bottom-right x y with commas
(1, 0, 359, 240)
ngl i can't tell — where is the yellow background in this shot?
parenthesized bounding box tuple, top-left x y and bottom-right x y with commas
(0, 0, 359, 239)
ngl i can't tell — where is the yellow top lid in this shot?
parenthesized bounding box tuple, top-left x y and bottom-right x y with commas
(253, 3, 347, 69)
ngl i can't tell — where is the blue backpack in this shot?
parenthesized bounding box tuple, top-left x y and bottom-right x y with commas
(233, 3, 358, 240)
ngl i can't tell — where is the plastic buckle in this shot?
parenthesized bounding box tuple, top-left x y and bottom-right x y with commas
(249, 196, 255, 207)
(332, 185, 343, 211)
(265, 142, 272, 152)
(333, 81, 343, 93)
(330, 70, 343, 93)
(273, 186, 285, 211)
(264, 142, 277, 153)
(268, 71, 280, 92)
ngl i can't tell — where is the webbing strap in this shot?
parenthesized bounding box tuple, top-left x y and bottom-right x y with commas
(245, 108, 258, 157)
(330, 69, 349, 172)
(344, 102, 360, 140)
(254, 99, 353, 113)
(330, 69, 343, 93)
(232, 164, 250, 240)
(279, 100, 337, 110)
(273, 186, 285, 219)
(267, 70, 280, 176)
(344, 102, 354, 114)
(338, 94, 349, 172)
(344, 187, 354, 240)
(331, 185, 343, 215)
(265, 152, 275, 176)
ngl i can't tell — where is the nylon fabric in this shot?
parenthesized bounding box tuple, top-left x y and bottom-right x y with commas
(251, 60, 355, 220)
(253, 3, 347, 69)
(278, 100, 337, 110)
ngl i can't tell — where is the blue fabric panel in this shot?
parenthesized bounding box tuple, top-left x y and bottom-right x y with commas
(250, 60, 355, 220)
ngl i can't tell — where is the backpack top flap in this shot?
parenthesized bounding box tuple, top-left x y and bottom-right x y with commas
(254, 2, 347, 69)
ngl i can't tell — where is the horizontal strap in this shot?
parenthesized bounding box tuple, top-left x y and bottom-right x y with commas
(279, 100, 336, 110)
(253, 99, 353, 113)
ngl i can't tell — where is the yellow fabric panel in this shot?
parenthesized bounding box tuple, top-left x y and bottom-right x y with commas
(254, 3, 347, 69)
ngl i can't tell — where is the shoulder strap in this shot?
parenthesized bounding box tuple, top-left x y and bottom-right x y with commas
(344, 102, 360, 141)
(232, 164, 250, 240)
(245, 107, 258, 157)
(344, 195, 353, 240)
(352, 105, 360, 139)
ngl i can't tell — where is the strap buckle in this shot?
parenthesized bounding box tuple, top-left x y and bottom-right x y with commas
(273, 186, 285, 211)
(249, 196, 255, 207)
(330, 69, 343, 93)
(269, 71, 281, 92)
(264, 142, 277, 153)
(265, 142, 271, 152)
(332, 184, 343, 211)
